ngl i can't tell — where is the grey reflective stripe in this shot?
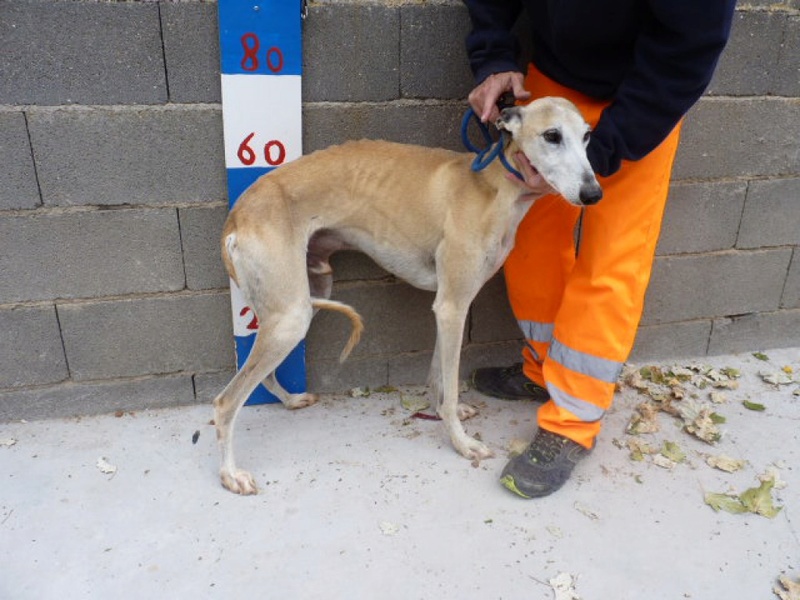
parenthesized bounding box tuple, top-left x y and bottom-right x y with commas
(549, 338, 622, 384)
(548, 382, 605, 422)
(518, 319, 554, 343)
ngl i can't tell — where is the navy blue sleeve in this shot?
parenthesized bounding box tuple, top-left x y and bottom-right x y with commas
(464, 0, 524, 84)
(588, 0, 736, 176)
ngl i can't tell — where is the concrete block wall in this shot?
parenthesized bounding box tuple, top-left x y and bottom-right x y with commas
(0, 0, 798, 421)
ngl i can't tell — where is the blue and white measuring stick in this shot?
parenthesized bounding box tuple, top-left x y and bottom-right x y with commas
(218, 0, 306, 404)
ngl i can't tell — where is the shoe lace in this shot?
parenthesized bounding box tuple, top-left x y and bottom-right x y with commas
(527, 429, 566, 464)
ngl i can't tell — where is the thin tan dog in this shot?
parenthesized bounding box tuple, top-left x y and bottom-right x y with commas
(214, 97, 602, 495)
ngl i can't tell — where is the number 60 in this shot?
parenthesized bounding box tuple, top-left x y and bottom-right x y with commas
(237, 133, 286, 167)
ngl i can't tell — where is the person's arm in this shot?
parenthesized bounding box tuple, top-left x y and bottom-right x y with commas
(464, 1, 530, 123)
(464, 0, 524, 85)
(588, 0, 736, 177)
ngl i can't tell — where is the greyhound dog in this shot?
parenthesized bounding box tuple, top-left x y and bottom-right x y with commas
(214, 97, 602, 494)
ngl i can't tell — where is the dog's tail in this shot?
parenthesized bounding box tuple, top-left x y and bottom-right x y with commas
(311, 298, 364, 363)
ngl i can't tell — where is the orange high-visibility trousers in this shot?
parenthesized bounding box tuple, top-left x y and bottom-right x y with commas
(505, 64, 682, 449)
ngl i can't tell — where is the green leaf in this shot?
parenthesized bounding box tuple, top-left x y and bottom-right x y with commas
(752, 352, 770, 361)
(704, 492, 748, 514)
(739, 479, 782, 519)
(720, 367, 741, 379)
(704, 476, 783, 518)
(400, 394, 430, 413)
(743, 400, 766, 412)
(373, 385, 398, 394)
(640, 366, 666, 385)
(661, 440, 686, 463)
(709, 412, 727, 424)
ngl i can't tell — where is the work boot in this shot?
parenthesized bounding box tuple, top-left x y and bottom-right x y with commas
(471, 363, 550, 401)
(500, 428, 592, 498)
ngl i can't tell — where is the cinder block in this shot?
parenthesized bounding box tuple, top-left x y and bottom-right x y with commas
(739, 0, 800, 7)
(775, 15, 800, 96)
(400, 4, 473, 100)
(0, 375, 196, 422)
(387, 351, 433, 386)
(307, 355, 389, 393)
(657, 181, 746, 256)
(461, 340, 526, 376)
(469, 272, 521, 344)
(707, 11, 784, 96)
(708, 309, 800, 355)
(782, 250, 800, 309)
(387, 341, 526, 386)
(0, 112, 40, 210)
(58, 292, 235, 381)
(194, 369, 235, 404)
(331, 251, 391, 282)
(0, 209, 184, 303)
(674, 98, 800, 180)
(28, 106, 226, 207)
(161, 2, 221, 103)
(302, 4, 399, 102)
(629, 320, 712, 362)
(179, 205, 229, 290)
(303, 101, 465, 152)
(737, 178, 800, 249)
(643, 249, 793, 325)
(0, 305, 68, 388)
(306, 281, 436, 361)
(0, 0, 166, 105)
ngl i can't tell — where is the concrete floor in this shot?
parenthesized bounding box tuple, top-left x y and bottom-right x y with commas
(1, 347, 798, 599)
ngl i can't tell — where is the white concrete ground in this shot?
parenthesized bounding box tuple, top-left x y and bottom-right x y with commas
(1, 347, 798, 600)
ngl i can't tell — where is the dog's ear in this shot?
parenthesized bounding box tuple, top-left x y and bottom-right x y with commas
(496, 107, 522, 135)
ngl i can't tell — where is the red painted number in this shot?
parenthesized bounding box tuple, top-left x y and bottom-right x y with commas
(240, 33, 284, 74)
(240, 33, 260, 71)
(266, 47, 284, 73)
(239, 307, 259, 330)
(237, 134, 286, 167)
(264, 140, 286, 166)
(237, 132, 257, 166)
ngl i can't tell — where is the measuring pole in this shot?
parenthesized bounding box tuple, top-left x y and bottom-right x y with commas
(217, 0, 306, 404)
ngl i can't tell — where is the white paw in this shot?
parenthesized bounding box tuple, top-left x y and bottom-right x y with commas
(283, 392, 319, 410)
(456, 403, 478, 421)
(220, 469, 258, 495)
(454, 435, 495, 462)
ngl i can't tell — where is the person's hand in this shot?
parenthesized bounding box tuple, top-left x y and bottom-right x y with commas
(507, 151, 556, 197)
(468, 71, 531, 123)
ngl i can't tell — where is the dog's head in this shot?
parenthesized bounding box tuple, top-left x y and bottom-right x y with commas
(497, 97, 602, 206)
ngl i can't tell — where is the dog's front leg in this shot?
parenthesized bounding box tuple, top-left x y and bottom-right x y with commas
(433, 293, 494, 462)
(427, 338, 478, 421)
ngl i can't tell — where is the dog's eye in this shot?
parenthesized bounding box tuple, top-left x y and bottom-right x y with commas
(543, 129, 562, 144)
(583, 131, 591, 144)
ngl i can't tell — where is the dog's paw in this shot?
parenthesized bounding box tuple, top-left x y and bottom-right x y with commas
(283, 392, 319, 410)
(220, 469, 258, 495)
(456, 403, 479, 421)
(454, 436, 495, 462)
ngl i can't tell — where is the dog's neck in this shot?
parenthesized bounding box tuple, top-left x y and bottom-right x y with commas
(478, 138, 546, 205)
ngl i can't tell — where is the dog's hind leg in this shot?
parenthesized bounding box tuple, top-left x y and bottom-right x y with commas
(214, 305, 312, 494)
(262, 371, 318, 410)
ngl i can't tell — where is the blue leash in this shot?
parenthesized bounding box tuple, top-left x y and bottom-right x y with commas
(460, 107, 523, 181)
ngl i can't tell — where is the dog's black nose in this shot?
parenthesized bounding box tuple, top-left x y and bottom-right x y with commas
(580, 186, 603, 205)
